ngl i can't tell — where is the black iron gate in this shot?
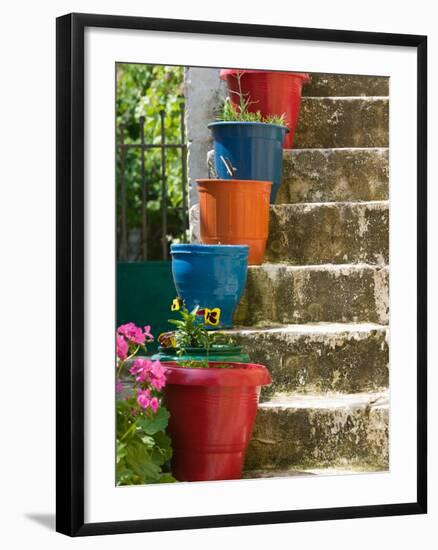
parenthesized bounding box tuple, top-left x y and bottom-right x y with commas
(117, 103, 188, 261)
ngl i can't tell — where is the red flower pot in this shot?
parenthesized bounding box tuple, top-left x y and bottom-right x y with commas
(162, 362, 272, 481)
(220, 69, 310, 149)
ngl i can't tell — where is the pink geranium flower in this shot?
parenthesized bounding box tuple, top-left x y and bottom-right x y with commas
(137, 389, 151, 409)
(149, 360, 167, 389)
(129, 358, 153, 383)
(116, 335, 128, 360)
(116, 380, 124, 394)
(117, 322, 146, 345)
(149, 397, 159, 413)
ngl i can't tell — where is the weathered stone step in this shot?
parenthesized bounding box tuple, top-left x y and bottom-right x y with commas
(192, 199, 389, 263)
(223, 323, 388, 398)
(266, 201, 388, 265)
(277, 148, 389, 204)
(244, 465, 384, 478)
(294, 97, 388, 148)
(235, 264, 388, 326)
(207, 148, 389, 204)
(303, 73, 389, 97)
(244, 391, 389, 471)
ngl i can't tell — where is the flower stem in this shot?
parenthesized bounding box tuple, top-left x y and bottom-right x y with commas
(120, 420, 137, 441)
(117, 345, 141, 379)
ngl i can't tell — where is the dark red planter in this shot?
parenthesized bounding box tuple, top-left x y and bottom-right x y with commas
(220, 69, 310, 149)
(162, 362, 271, 482)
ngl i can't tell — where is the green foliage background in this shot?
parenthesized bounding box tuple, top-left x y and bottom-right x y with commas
(117, 64, 186, 259)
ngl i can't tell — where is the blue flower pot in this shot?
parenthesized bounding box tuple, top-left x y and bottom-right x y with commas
(170, 244, 249, 329)
(208, 121, 288, 203)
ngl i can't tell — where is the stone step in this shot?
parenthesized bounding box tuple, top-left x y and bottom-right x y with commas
(222, 323, 388, 398)
(294, 97, 388, 148)
(192, 199, 389, 264)
(303, 73, 389, 97)
(207, 148, 389, 204)
(234, 264, 388, 326)
(277, 148, 389, 204)
(244, 466, 385, 479)
(266, 201, 388, 265)
(244, 391, 389, 471)
(265, 201, 389, 265)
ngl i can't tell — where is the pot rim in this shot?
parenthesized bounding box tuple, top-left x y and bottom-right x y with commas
(171, 243, 249, 256)
(219, 69, 311, 83)
(162, 361, 272, 387)
(196, 178, 272, 187)
(208, 120, 289, 133)
(157, 344, 245, 353)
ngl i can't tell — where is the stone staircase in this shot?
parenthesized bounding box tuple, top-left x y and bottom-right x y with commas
(223, 73, 390, 476)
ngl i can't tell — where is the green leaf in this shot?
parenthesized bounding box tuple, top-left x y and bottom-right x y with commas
(157, 473, 177, 483)
(116, 465, 135, 486)
(116, 440, 127, 463)
(151, 431, 173, 465)
(137, 407, 170, 435)
(125, 440, 161, 482)
(141, 435, 155, 447)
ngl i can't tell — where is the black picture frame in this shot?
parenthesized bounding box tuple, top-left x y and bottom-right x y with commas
(56, 12, 427, 537)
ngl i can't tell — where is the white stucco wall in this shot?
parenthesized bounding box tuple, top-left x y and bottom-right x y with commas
(184, 67, 226, 240)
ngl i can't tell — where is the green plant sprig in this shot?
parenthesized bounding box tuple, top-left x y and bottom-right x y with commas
(216, 72, 286, 126)
(168, 305, 212, 352)
(218, 97, 286, 126)
(167, 303, 234, 368)
(177, 360, 233, 369)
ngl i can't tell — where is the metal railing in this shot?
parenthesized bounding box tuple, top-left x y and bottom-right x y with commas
(117, 103, 188, 261)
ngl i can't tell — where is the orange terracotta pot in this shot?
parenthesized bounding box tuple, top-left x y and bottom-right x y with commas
(197, 179, 272, 265)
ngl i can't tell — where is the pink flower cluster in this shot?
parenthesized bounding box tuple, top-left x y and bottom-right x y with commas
(116, 335, 128, 360)
(129, 359, 167, 391)
(116, 323, 154, 360)
(136, 389, 159, 412)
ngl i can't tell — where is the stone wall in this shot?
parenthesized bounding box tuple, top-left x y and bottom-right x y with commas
(184, 67, 225, 240)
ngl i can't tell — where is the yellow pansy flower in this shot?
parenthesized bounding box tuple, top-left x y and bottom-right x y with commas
(171, 297, 183, 311)
(204, 307, 221, 326)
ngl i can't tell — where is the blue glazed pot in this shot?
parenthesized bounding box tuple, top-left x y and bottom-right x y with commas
(208, 121, 288, 203)
(170, 244, 249, 329)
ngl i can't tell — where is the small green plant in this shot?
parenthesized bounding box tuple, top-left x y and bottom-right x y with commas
(219, 97, 286, 126)
(177, 359, 209, 368)
(168, 300, 213, 350)
(176, 359, 233, 369)
(217, 72, 286, 126)
(158, 298, 234, 368)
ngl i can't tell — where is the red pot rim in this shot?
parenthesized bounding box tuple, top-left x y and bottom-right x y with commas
(161, 361, 272, 387)
(219, 69, 310, 83)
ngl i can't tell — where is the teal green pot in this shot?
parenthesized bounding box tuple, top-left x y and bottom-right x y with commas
(152, 344, 250, 363)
